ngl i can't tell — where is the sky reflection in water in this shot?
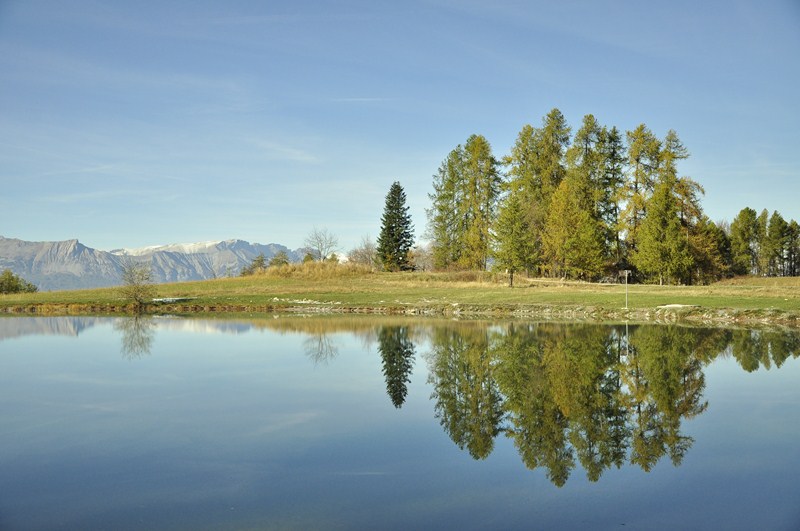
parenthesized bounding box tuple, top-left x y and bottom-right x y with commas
(1, 316, 799, 530)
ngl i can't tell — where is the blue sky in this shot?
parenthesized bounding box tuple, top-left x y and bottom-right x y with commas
(1, 0, 798, 252)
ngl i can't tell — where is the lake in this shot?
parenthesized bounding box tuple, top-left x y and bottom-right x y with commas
(1, 315, 799, 530)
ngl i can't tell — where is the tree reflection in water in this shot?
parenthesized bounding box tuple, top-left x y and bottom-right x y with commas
(303, 334, 339, 365)
(114, 315, 155, 359)
(427, 325, 504, 460)
(106, 313, 799, 487)
(425, 322, 800, 486)
(377, 326, 415, 408)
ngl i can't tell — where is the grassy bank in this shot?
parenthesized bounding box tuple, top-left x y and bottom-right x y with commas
(1, 263, 799, 325)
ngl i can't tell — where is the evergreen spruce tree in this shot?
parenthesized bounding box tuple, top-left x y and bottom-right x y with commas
(378, 181, 415, 271)
(378, 326, 416, 408)
(598, 126, 627, 266)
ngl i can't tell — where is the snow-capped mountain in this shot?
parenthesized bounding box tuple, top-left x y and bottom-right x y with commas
(0, 236, 305, 291)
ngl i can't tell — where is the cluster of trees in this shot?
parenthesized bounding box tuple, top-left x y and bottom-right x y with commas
(730, 207, 800, 277)
(240, 251, 291, 275)
(426, 108, 797, 284)
(0, 269, 38, 294)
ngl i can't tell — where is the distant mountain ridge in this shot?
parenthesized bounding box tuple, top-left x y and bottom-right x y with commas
(0, 236, 305, 291)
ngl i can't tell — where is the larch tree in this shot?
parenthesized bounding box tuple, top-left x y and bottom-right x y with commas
(786, 220, 800, 276)
(755, 209, 770, 276)
(460, 134, 501, 270)
(427, 146, 465, 269)
(377, 181, 415, 271)
(688, 216, 729, 284)
(537, 108, 571, 203)
(765, 211, 789, 276)
(565, 114, 618, 274)
(631, 177, 692, 285)
(502, 109, 571, 273)
(730, 207, 758, 275)
(493, 191, 536, 286)
(631, 131, 693, 285)
(566, 114, 604, 216)
(621, 124, 661, 257)
(502, 124, 544, 270)
(542, 176, 605, 280)
(427, 135, 500, 271)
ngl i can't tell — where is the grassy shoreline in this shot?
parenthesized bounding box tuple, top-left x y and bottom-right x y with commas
(1, 266, 799, 326)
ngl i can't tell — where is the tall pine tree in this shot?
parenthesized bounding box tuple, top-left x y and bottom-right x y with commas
(377, 181, 415, 271)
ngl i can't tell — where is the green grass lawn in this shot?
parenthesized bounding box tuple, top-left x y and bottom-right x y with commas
(1, 264, 799, 322)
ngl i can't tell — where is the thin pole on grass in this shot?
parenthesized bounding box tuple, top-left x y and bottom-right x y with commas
(623, 270, 631, 310)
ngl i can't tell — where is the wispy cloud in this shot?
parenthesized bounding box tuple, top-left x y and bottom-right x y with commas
(35, 164, 120, 178)
(40, 189, 144, 204)
(247, 138, 319, 163)
(1, 46, 252, 106)
(330, 97, 393, 103)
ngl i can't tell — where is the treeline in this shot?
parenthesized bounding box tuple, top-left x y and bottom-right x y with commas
(730, 208, 800, 277)
(426, 108, 798, 284)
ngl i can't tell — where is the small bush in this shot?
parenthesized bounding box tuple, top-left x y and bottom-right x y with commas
(256, 261, 374, 280)
(411, 270, 500, 283)
(0, 269, 38, 294)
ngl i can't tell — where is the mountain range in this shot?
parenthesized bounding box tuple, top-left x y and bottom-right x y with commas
(0, 236, 305, 291)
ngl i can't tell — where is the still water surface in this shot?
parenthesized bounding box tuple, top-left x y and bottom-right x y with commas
(1, 316, 799, 530)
